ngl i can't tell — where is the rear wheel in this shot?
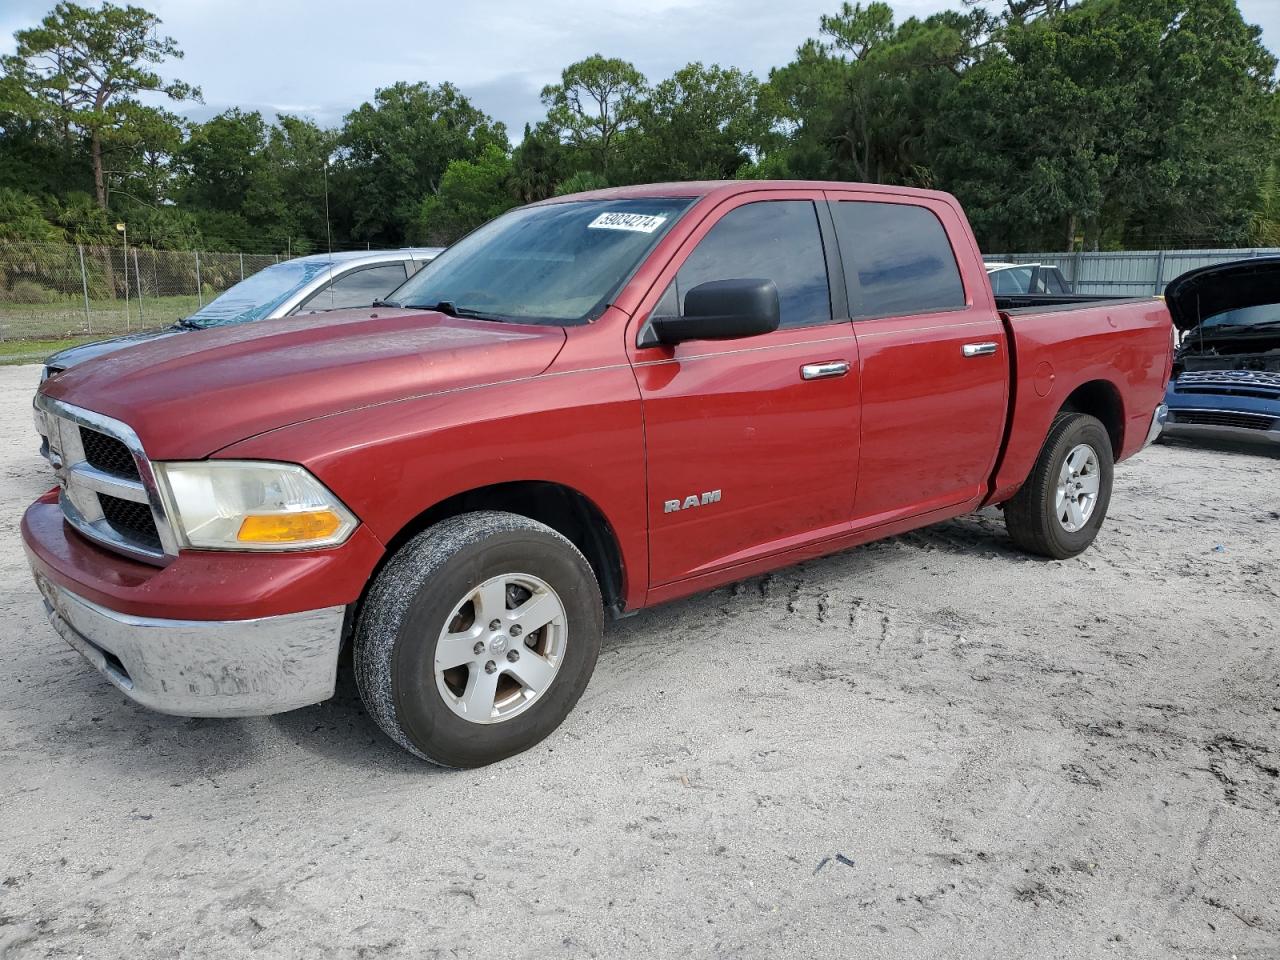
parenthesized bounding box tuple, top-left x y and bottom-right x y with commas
(354, 511, 603, 767)
(1004, 413, 1114, 559)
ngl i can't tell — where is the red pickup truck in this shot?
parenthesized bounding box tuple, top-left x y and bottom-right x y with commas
(24, 181, 1171, 766)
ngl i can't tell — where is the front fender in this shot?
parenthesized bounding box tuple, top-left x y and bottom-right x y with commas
(216, 366, 650, 610)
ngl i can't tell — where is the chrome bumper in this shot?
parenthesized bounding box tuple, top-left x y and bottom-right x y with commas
(34, 573, 346, 717)
(1144, 403, 1168, 447)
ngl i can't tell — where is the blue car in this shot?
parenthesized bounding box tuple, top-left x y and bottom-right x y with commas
(1160, 257, 1280, 446)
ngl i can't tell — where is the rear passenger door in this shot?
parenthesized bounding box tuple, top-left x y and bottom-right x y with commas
(631, 191, 860, 586)
(825, 192, 1008, 526)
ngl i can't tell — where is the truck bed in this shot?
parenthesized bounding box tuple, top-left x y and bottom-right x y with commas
(986, 296, 1173, 506)
(995, 294, 1151, 313)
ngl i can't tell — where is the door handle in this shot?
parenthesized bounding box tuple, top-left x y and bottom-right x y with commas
(801, 360, 850, 380)
(962, 342, 999, 358)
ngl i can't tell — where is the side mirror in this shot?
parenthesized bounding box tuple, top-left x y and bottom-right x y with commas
(640, 278, 780, 348)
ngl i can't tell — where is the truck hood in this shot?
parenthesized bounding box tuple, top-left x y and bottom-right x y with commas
(1165, 256, 1280, 335)
(45, 327, 182, 372)
(40, 308, 567, 460)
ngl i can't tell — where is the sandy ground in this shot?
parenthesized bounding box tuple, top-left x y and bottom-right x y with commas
(0, 362, 1276, 959)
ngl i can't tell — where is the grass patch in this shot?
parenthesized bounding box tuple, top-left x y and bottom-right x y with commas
(0, 335, 103, 365)
(0, 293, 201, 341)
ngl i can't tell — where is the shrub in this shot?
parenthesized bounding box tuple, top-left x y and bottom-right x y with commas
(8, 279, 58, 303)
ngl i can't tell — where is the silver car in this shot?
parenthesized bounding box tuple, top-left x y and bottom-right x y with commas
(37, 248, 442, 457)
(41, 247, 443, 378)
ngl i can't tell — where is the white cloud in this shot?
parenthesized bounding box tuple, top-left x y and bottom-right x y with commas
(2, 0, 1277, 138)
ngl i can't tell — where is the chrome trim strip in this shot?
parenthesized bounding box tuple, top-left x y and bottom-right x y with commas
(34, 394, 179, 562)
(33, 573, 347, 717)
(68, 462, 151, 503)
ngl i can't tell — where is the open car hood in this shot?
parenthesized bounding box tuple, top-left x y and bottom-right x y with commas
(1164, 256, 1280, 333)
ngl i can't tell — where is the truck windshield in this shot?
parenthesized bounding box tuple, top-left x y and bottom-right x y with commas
(183, 259, 333, 329)
(391, 198, 694, 325)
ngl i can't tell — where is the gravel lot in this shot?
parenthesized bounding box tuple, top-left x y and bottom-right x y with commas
(0, 362, 1277, 959)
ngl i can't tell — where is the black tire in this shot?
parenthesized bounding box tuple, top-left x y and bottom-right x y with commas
(354, 511, 603, 767)
(1004, 413, 1114, 560)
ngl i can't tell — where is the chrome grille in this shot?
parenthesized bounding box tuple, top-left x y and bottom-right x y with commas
(38, 396, 176, 564)
(80, 427, 141, 480)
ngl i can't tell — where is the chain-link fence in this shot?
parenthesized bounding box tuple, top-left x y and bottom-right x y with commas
(0, 241, 283, 344)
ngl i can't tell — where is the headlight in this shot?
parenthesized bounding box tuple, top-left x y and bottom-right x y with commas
(154, 461, 357, 551)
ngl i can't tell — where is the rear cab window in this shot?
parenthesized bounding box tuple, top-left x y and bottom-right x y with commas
(829, 201, 966, 318)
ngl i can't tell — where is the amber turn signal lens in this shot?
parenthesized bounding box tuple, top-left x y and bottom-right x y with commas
(236, 510, 344, 544)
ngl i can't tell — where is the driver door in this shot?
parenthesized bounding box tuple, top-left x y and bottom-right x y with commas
(628, 191, 860, 588)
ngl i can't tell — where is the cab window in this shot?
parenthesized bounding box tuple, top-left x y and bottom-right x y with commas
(662, 200, 832, 329)
(832, 201, 966, 317)
(300, 262, 408, 312)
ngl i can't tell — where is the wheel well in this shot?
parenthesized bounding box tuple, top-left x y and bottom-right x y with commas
(377, 481, 626, 614)
(1059, 380, 1124, 456)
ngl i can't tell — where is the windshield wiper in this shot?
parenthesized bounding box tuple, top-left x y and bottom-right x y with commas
(174, 317, 204, 330)
(371, 299, 401, 308)
(405, 300, 507, 322)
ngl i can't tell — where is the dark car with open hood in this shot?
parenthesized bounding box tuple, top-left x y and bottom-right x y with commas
(1161, 257, 1280, 446)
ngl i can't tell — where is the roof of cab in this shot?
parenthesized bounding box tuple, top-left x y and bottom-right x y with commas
(291, 247, 443, 265)
(534, 180, 963, 207)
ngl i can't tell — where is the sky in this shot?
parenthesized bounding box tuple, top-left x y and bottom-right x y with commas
(2, 0, 1279, 138)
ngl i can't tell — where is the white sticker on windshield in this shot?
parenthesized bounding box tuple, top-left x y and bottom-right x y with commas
(587, 212, 668, 233)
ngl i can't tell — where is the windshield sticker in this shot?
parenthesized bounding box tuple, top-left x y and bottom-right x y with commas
(587, 212, 668, 233)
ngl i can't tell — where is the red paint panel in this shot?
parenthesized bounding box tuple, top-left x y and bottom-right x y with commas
(987, 300, 1172, 504)
(220, 317, 651, 611)
(622, 187, 860, 587)
(634, 326, 859, 584)
(23, 496, 385, 620)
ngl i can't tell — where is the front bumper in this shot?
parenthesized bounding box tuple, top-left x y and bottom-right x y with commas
(1160, 414, 1280, 445)
(23, 492, 382, 717)
(33, 572, 346, 717)
(1161, 383, 1280, 446)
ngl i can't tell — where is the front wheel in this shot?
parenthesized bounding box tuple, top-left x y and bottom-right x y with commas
(1003, 413, 1114, 559)
(354, 511, 603, 767)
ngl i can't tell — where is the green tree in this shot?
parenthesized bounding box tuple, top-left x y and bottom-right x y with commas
(48, 190, 113, 243)
(935, 0, 1278, 250)
(266, 114, 338, 250)
(2, 2, 200, 210)
(338, 81, 507, 244)
(416, 144, 517, 244)
(0, 188, 61, 241)
(553, 170, 609, 196)
(541, 55, 647, 178)
(510, 121, 569, 203)
(106, 101, 185, 205)
(625, 63, 769, 182)
(176, 109, 284, 243)
(768, 4, 988, 185)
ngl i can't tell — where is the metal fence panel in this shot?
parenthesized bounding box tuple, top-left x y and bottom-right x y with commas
(984, 248, 1280, 296)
